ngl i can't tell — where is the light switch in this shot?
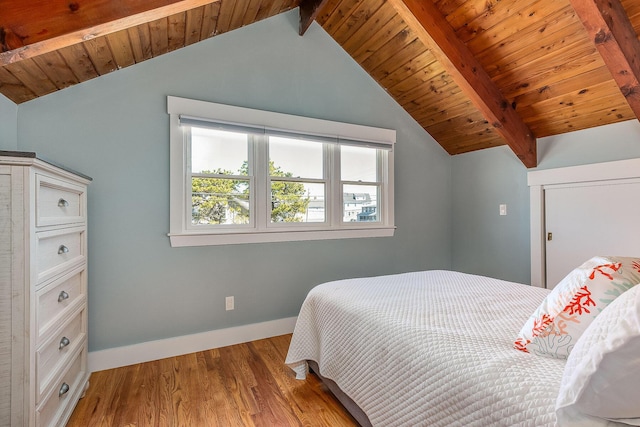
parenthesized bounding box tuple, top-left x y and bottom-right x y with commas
(499, 204, 507, 216)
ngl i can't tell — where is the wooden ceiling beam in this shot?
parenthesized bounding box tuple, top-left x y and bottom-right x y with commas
(568, 0, 640, 121)
(387, 0, 537, 167)
(299, 0, 330, 35)
(0, 0, 219, 66)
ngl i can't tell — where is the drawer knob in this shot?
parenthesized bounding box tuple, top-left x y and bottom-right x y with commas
(59, 382, 70, 397)
(58, 245, 69, 255)
(58, 198, 69, 208)
(58, 290, 69, 302)
(59, 336, 71, 350)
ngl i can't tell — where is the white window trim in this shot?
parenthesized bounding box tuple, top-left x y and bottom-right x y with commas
(167, 96, 396, 247)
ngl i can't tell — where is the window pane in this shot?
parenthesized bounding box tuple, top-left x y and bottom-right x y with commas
(271, 182, 324, 223)
(269, 136, 323, 179)
(341, 145, 377, 182)
(191, 127, 248, 175)
(343, 184, 379, 222)
(192, 177, 250, 225)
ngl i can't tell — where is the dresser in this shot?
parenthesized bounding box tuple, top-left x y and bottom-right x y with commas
(0, 152, 91, 427)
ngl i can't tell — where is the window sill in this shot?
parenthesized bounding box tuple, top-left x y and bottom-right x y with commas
(168, 226, 396, 247)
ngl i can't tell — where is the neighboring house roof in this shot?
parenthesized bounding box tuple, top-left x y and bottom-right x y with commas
(343, 193, 372, 204)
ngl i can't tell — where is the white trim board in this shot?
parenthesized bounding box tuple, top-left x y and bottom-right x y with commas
(88, 317, 297, 372)
(528, 158, 640, 186)
(167, 96, 397, 145)
(528, 158, 640, 288)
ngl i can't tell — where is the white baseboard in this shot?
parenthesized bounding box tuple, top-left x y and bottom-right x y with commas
(88, 316, 297, 372)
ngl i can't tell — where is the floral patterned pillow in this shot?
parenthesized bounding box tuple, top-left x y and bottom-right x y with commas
(514, 256, 640, 359)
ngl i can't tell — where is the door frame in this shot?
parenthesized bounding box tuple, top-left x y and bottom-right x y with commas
(528, 158, 640, 288)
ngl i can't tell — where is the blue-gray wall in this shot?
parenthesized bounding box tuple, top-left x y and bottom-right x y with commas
(451, 145, 530, 283)
(16, 10, 452, 352)
(0, 94, 18, 150)
(452, 120, 640, 284)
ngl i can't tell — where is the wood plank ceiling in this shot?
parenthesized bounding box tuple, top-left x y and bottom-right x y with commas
(2, 0, 640, 167)
(0, 0, 298, 101)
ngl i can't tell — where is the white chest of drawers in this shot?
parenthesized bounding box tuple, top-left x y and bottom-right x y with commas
(0, 152, 91, 427)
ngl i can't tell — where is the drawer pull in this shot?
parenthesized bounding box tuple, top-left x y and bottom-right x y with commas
(58, 198, 69, 208)
(58, 290, 69, 302)
(59, 336, 71, 350)
(59, 382, 70, 397)
(58, 245, 69, 254)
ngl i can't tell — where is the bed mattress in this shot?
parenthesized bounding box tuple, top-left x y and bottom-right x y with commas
(285, 270, 567, 426)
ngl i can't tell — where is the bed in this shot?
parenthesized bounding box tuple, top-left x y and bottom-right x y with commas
(285, 267, 640, 426)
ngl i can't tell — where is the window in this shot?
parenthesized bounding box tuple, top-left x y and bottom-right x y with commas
(168, 96, 395, 246)
(190, 127, 251, 226)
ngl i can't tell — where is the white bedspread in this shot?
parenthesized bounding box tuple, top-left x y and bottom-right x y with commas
(285, 270, 567, 426)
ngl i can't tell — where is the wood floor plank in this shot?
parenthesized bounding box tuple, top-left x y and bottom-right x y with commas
(68, 335, 358, 426)
(251, 336, 357, 426)
(245, 343, 301, 427)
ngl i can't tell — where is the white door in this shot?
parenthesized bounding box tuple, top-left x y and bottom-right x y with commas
(544, 180, 640, 288)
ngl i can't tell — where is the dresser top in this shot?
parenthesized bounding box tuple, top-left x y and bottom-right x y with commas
(0, 150, 92, 181)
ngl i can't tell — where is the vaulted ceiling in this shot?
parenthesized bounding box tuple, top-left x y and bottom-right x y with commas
(2, 0, 640, 167)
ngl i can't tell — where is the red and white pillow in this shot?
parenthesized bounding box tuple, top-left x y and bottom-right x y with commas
(514, 256, 640, 359)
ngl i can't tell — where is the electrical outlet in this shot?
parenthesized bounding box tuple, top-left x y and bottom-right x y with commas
(499, 204, 507, 216)
(225, 296, 234, 311)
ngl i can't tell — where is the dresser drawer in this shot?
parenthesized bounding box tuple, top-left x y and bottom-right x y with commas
(36, 267, 86, 344)
(36, 346, 88, 427)
(36, 309, 86, 403)
(36, 174, 86, 228)
(35, 227, 85, 285)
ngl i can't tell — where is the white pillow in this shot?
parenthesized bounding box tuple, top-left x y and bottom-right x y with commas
(556, 284, 640, 426)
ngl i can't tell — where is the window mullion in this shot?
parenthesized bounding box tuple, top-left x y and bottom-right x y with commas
(269, 177, 326, 184)
(341, 180, 380, 186)
(184, 128, 194, 231)
(381, 149, 391, 226)
(376, 149, 385, 225)
(253, 135, 268, 230)
(329, 143, 341, 227)
(191, 173, 248, 180)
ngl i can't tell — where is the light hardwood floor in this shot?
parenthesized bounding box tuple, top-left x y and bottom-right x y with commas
(67, 334, 358, 426)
